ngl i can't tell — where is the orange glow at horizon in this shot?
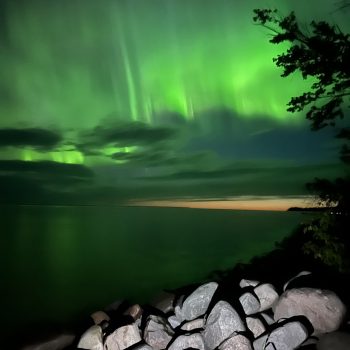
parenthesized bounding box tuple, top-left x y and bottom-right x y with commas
(128, 197, 314, 211)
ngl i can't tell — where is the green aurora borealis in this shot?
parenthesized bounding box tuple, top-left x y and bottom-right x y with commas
(0, 0, 349, 206)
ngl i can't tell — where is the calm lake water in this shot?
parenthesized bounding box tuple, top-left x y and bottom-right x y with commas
(0, 205, 303, 339)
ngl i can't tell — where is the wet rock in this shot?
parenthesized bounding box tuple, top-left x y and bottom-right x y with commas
(254, 284, 279, 312)
(274, 288, 346, 335)
(181, 318, 204, 331)
(91, 311, 110, 325)
(144, 315, 174, 350)
(246, 316, 266, 338)
(203, 301, 245, 349)
(78, 325, 103, 350)
(253, 321, 309, 350)
(239, 292, 260, 316)
(104, 324, 141, 350)
(239, 279, 259, 288)
(168, 333, 205, 350)
(317, 331, 350, 350)
(218, 333, 253, 350)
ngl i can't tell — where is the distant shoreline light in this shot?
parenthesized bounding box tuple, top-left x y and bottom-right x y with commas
(128, 196, 315, 211)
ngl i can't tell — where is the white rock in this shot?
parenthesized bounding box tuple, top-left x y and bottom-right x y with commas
(218, 334, 253, 350)
(317, 331, 350, 350)
(144, 315, 174, 350)
(283, 271, 312, 291)
(239, 292, 260, 315)
(274, 288, 346, 335)
(254, 284, 279, 312)
(203, 301, 245, 350)
(246, 316, 266, 338)
(104, 324, 141, 350)
(175, 282, 218, 321)
(239, 279, 259, 288)
(253, 321, 309, 350)
(168, 333, 205, 350)
(260, 313, 275, 326)
(181, 318, 204, 331)
(168, 315, 181, 329)
(78, 325, 103, 350)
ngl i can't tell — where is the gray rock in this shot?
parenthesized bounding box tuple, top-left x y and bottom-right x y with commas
(246, 316, 266, 338)
(317, 331, 350, 350)
(78, 325, 103, 350)
(239, 279, 259, 288)
(254, 284, 279, 312)
(181, 318, 205, 331)
(168, 315, 181, 329)
(253, 321, 309, 350)
(91, 311, 110, 325)
(175, 282, 218, 322)
(218, 334, 253, 350)
(274, 288, 346, 335)
(239, 292, 260, 315)
(104, 324, 141, 350)
(260, 313, 275, 326)
(203, 301, 245, 350)
(168, 333, 205, 350)
(283, 271, 312, 291)
(144, 315, 174, 350)
(22, 333, 75, 350)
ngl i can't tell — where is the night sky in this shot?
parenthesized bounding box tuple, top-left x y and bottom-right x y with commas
(0, 0, 348, 209)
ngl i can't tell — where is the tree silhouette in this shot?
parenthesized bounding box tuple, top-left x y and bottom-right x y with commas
(253, 9, 350, 271)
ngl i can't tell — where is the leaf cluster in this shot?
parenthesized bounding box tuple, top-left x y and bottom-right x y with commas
(253, 9, 350, 130)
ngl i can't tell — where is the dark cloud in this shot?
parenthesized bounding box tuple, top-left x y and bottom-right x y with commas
(0, 160, 93, 178)
(78, 121, 177, 155)
(0, 128, 62, 149)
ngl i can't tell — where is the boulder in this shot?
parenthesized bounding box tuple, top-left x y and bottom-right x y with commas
(246, 316, 266, 338)
(317, 331, 350, 350)
(218, 334, 253, 350)
(132, 345, 154, 350)
(168, 333, 205, 350)
(239, 279, 259, 288)
(239, 292, 260, 315)
(91, 311, 110, 325)
(104, 324, 141, 350)
(181, 318, 204, 331)
(274, 288, 346, 335)
(260, 312, 275, 326)
(78, 325, 103, 350)
(203, 301, 245, 349)
(253, 321, 309, 350)
(254, 284, 279, 312)
(144, 315, 174, 350)
(175, 282, 218, 322)
(168, 315, 181, 329)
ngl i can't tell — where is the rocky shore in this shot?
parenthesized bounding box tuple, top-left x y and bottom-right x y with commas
(23, 271, 350, 350)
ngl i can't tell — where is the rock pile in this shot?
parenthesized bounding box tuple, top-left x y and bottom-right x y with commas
(26, 272, 350, 350)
